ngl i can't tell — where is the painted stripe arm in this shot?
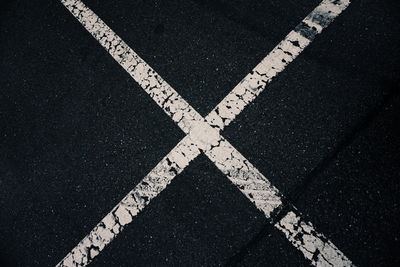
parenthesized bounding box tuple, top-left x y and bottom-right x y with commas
(60, 0, 203, 134)
(56, 136, 201, 267)
(206, 0, 351, 130)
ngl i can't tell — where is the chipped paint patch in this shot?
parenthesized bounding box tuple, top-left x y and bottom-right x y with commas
(204, 137, 283, 217)
(275, 211, 353, 266)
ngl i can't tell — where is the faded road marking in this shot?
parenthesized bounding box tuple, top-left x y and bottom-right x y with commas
(57, 0, 352, 266)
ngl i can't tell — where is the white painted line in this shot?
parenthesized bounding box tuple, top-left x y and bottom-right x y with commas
(206, 0, 351, 130)
(206, 31, 311, 130)
(60, 0, 203, 134)
(57, 0, 352, 266)
(57, 137, 201, 267)
(275, 211, 353, 266)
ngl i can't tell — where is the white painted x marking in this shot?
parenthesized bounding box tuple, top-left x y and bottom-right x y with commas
(57, 0, 354, 266)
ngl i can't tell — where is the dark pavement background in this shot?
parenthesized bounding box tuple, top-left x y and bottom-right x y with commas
(1, 0, 399, 266)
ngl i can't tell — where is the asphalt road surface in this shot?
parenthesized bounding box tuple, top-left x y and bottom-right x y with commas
(1, 0, 399, 266)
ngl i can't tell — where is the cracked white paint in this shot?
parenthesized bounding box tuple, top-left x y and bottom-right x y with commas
(57, 0, 352, 266)
(275, 211, 353, 266)
(207, 0, 350, 130)
(206, 30, 311, 130)
(59, 0, 203, 135)
(57, 137, 201, 267)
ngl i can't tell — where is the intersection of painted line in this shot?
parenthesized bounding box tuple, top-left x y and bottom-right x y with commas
(1, 0, 399, 266)
(56, 0, 352, 266)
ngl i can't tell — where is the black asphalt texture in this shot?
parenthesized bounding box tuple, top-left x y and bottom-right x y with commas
(1, 0, 400, 266)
